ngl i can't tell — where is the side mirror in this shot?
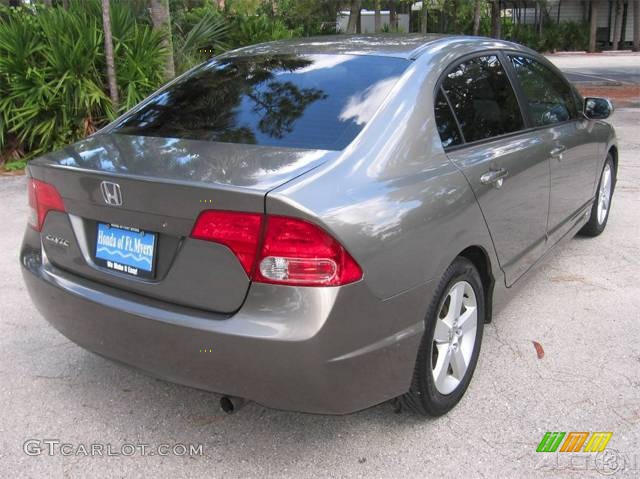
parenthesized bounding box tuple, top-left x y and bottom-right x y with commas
(584, 97, 614, 120)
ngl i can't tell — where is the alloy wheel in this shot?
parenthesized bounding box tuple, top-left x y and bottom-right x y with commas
(597, 163, 612, 225)
(431, 280, 478, 395)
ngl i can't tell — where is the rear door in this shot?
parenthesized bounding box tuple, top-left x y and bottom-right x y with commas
(436, 53, 551, 285)
(507, 54, 600, 243)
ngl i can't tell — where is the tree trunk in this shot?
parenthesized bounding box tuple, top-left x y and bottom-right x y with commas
(557, 0, 562, 24)
(473, 0, 482, 35)
(612, 0, 624, 50)
(633, 0, 640, 51)
(454, 0, 461, 33)
(101, 0, 119, 111)
(491, 0, 502, 38)
(389, 2, 397, 31)
(43, 0, 52, 6)
(374, 0, 381, 33)
(346, 0, 360, 34)
(589, 0, 598, 52)
(421, 2, 428, 34)
(150, 0, 175, 80)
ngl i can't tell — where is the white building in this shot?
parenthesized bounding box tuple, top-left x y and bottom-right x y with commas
(336, 10, 410, 34)
(512, 0, 636, 45)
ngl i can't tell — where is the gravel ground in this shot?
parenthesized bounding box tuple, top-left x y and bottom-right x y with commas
(1, 109, 639, 478)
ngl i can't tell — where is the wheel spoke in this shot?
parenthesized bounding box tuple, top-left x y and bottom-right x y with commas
(450, 347, 467, 380)
(447, 282, 465, 321)
(434, 318, 451, 343)
(458, 307, 477, 334)
(433, 346, 452, 390)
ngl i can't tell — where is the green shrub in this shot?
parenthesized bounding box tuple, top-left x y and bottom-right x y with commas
(0, 4, 111, 157)
(172, 9, 229, 74)
(505, 21, 589, 53)
(0, 1, 166, 161)
(230, 14, 300, 47)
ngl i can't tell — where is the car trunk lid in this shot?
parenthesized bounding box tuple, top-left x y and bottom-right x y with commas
(29, 133, 334, 313)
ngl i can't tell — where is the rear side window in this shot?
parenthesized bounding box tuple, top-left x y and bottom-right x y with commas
(112, 54, 409, 151)
(442, 55, 524, 143)
(509, 55, 578, 126)
(434, 89, 462, 148)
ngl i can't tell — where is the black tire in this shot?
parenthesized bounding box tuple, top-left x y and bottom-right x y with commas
(580, 154, 616, 237)
(400, 257, 485, 417)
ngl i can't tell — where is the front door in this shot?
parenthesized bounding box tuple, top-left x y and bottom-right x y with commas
(507, 54, 600, 242)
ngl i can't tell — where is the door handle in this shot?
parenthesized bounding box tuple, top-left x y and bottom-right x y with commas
(550, 145, 566, 161)
(480, 168, 509, 188)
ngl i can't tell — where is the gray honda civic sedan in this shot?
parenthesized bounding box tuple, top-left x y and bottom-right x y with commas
(21, 35, 617, 416)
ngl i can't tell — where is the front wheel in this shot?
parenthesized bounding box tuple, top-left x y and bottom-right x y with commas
(400, 257, 485, 416)
(580, 154, 615, 237)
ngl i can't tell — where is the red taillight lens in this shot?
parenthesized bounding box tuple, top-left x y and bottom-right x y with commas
(28, 179, 65, 231)
(190, 211, 362, 286)
(190, 210, 263, 275)
(255, 216, 362, 286)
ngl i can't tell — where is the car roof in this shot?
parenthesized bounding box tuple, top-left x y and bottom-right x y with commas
(221, 34, 533, 60)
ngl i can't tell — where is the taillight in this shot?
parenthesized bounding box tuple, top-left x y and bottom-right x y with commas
(255, 216, 362, 286)
(190, 210, 263, 275)
(190, 211, 362, 287)
(28, 178, 65, 231)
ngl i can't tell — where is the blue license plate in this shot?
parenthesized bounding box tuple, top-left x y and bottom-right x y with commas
(95, 223, 157, 278)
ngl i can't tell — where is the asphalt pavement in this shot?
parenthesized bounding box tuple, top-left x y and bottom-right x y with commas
(1, 78, 639, 478)
(548, 52, 640, 86)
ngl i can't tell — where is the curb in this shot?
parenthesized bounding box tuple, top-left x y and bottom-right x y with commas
(572, 80, 624, 87)
(548, 50, 640, 56)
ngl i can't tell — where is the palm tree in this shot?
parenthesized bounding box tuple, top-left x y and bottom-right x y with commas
(473, 0, 482, 36)
(150, 0, 175, 80)
(374, 0, 381, 33)
(101, 0, 119, 110)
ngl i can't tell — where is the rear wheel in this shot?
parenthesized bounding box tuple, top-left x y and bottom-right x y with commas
(580, 154, 615, 237)
(400, 257, 484, 416)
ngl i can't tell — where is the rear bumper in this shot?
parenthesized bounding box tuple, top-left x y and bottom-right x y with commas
(21, 230, 433, 414)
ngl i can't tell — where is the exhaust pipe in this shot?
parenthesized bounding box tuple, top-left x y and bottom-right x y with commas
(219, 395, 246, 414)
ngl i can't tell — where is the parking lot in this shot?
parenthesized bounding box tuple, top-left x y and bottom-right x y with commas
(1, 97, 640, 477)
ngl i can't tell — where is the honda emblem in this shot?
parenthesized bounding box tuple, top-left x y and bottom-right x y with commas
(100, 181, 123, 206)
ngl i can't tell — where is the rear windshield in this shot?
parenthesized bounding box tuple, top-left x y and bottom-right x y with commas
(112, 54, 409, 151)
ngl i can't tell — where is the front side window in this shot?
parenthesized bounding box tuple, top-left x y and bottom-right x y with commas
(509, 55, 578, 126)
(112, 54, 408, 151)
(442, 55, 524, 143)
